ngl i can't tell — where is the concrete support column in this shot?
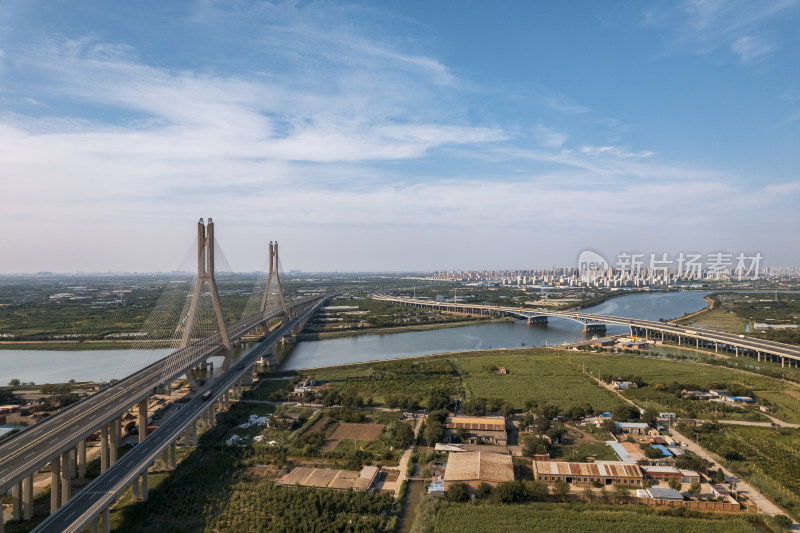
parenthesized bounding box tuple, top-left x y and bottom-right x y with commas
(12, 482, 22, 521)
(78, 439, 87, 478)
(138, 399, 148, 444)
(192, 420, 198, 445)
(112, 417, 121, 453)
(782, 357, 785, 368)
(50, 455, 61, 514)
(70, 447, 77, 479)
(133, 475, 140, 500)
(162, 448, 169, 469)
(171, 442, 177, 468)
(141, 471, 149, 501)
(61, 451, 71, 505)
(102, 506, 110, 533)
(715, 343, 718, 352)
(758, 351, 761, 362)
(23, 474, 33, 520)
(100, 425, 109, 473)
(735, 346, 738, 357)
(91, 515, 99, 533)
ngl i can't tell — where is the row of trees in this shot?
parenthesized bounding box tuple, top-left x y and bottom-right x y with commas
(445, 480, 634, 505)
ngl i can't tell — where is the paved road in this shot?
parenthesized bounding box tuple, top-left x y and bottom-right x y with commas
(32, 300, 325, 533)
(0, 297, 320, 493)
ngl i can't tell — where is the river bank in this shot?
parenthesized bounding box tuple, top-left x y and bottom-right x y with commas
(296, 317, 505, 341)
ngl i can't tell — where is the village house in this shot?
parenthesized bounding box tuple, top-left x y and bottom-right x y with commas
(533, 460, 644, 487)
(442, 451, 514, 491)
(443, 416, 509, 446)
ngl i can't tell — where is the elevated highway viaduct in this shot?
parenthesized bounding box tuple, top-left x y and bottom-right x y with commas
(373, 295, 800, 367)
(29, 297, 327, 533)
(0, 295, 326, 532)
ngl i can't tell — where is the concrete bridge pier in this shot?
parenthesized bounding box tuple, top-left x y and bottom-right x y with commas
(50, 455, 61, 514)
(243, 367, 254, 385)
(171, 442, 177, 468)
(100, 425, 109, 473)
(23, 474, 33, 520)
(138, 399, 148, 444)
(78, 438, 87, 478)
(109, 423, 118, 467)
(141, 471, 149, 501)
(61, 450, 72, 505)
(192, 420, 198, 445)
(12, 482, 22, 521)
(102, 506, 110, 533)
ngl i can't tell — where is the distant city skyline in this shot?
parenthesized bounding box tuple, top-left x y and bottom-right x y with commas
(1, 1, 799, 273)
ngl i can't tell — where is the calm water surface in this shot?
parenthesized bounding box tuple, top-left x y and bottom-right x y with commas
(0, 291, 709, 382)
(281, 291, 709, 370)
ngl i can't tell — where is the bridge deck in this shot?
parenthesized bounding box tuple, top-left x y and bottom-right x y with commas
(31, 299, 325, 533)
(373, 296, 800, 361)
(0, 297, 319, 492)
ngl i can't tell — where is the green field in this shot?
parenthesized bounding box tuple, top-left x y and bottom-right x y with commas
(564, 351, 800, 423)
(454, 350, 627, 412)
(433, 502, 758, 533)
(310, 358, 461, 408)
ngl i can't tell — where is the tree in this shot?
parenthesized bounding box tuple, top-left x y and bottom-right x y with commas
(613, 484, 630, 503)
(668, 477, 682, 491)
(613, 404, 640, 422)
(494, 481, 528, 504)
(582, 485, 594, 501)
(523, 435, 550, 456)
(689, 481, 702, 494)
(452, 427, 470, 443)
(533, 414, 551, 434)
(427, 389, 452, 411)
(445, 482, 470, 503)
(500, 403, 515, 419)
(8, 378, 20, 386)
(524, 480, 549, 501)
(675, 452, 712, 474)
(772, 514, 793, 531)
(642, 443, 664, 459)
(474, 482, 493, 500)
(551, 480, 570, 501)
(641, 407, 659, 427)
(714, 468, 726, 484)
(424, 421, 444, 444)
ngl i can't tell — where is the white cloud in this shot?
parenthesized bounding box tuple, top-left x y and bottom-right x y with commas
(647, 0, 797, 64)
(533, 124, 568, 149)
(731, 35, 775, 63)
(580, 145, 656, 159)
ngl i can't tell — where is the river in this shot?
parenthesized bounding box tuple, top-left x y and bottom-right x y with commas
(0, 291, 709, 384)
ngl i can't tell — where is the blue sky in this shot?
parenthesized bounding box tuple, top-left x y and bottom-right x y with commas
(1, 0, 798, 272)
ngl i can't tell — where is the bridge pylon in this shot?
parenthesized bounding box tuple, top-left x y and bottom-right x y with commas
(260, 241, 289, 326)
(180, 218, 234, 383)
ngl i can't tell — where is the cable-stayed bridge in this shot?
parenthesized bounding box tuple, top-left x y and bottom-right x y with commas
(0, 219, 330, 533)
